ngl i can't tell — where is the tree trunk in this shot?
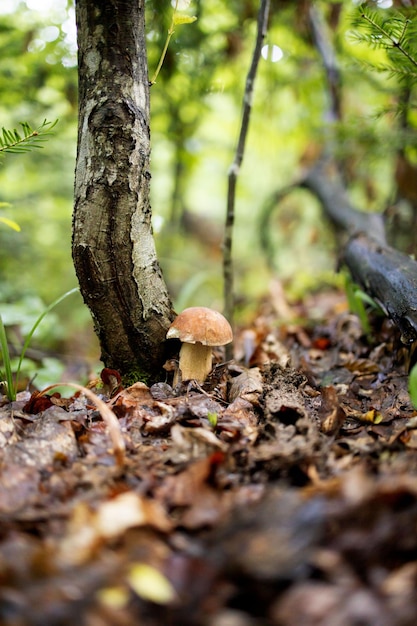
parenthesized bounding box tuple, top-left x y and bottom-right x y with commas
(73, 0, 175, 382)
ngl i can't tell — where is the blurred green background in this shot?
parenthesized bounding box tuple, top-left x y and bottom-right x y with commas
(0, 0, 412, 385)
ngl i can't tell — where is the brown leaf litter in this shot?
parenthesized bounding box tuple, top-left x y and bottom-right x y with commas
(1, 288, 417, 625)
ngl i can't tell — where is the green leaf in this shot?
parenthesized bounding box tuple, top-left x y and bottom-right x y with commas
(344, 275, 371, 337)
(408, 362, 417, 409)
(14, 287, 79, 392)
(0, 217, 21, 231)
(172, 14, 197, 26)
(0, 119, 58, 155)
(0, 314, 15, 401)
(207, 411, 218, 427)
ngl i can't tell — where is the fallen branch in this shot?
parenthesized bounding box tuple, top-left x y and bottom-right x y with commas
(260, 5, 417, 345)
(261, 157, 417, 345)
(343, 232, 417, 344)
(302, 160, 386, 246)
(302, 159, 417, 344)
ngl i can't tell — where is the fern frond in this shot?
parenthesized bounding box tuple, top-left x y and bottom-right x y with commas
(351, 6, 417, 81)
(0, 119, 58, 155)
(356, 59, 417, 81)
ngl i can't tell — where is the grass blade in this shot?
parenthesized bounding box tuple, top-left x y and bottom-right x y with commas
(0, 314, 16, 401)
(15, 287, 79, 392)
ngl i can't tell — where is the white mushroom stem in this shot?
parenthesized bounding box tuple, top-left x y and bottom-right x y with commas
(175, 342, 213, 385)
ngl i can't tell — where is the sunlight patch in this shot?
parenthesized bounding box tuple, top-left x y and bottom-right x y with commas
(261, 44, 284, 63)
(351, 0, 393, 6)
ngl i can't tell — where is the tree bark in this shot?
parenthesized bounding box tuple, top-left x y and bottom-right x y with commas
(73, 0, 175, 382)
(304, 5, 417, 345)
(302, 160, 386, 247)
(343, 233, 417, 344)
(303, 158, 417, 345)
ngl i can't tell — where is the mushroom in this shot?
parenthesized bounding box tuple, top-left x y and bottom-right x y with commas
(166, 307, 233, 385)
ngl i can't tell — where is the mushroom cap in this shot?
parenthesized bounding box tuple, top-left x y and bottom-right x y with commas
(166, 307, 233, 346)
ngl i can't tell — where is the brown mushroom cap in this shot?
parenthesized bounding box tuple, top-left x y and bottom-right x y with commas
(166, 307, 233, 346)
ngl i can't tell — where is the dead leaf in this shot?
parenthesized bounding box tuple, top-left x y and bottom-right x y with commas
(57, 491, 172, 566)
(0, 462, 41, 514)
(110, 382, 177, 435)
(127, 562, 177, 604)
(219, 397, 259, 443)
(359, 409, 384, 424)
(155, 454, 228, 529)
(319, 386, 346, 434)
(95, 491, 172, 537)
(171, 423, 227, 454)
(229, 367, 263, 403)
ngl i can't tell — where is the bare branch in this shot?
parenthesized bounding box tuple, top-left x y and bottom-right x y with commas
(223, 0, 270, 359)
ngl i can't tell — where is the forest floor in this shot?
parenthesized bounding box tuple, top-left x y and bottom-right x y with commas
(1, 284, 417, 626)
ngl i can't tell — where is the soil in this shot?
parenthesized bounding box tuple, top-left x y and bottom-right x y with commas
(1, 287, 417, 626)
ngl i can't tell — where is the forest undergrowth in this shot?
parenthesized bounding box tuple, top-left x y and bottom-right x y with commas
(1, 285, 417, 626)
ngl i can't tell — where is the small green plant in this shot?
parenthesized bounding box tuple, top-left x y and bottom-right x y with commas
(207, 411, 218, 428)
(0, 119, 57, 231)
(0, 288, 78, 401)
(344, 273, 381, 339)
(408, 361, 417, 409)
(0, 117, 64, 401)
(0, 315, 14, 401)
(149, 0, 197, 85)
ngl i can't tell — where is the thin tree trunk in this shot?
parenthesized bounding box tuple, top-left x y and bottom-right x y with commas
(223, 0, 270, 361)
(73, 0, 174, 382)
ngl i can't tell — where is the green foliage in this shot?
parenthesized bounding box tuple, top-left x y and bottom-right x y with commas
(0, 119, 57, 232)
(0, 314, 14, 400)
(0, 201, 20, 231)
(121, 368, 152, 388)
(0, 287, 78, 401)
(1, 0, 416, 358)
(408, 361, 417, 409)
(0, 119, 57, 155)
(344, 273, 381, 339)
(0, 113, 67, 400)
(351, 5, 417, 83)
(150, 0, 197, 86)
(0, 0, 78, 309)
(207, 411, 218, 428)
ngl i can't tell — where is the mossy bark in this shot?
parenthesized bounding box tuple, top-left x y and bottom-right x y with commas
(73, 0, 175, 381)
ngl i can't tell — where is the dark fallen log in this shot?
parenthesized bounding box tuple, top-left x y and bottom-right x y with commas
(302, 159, 417, 344)
(299, 6, 417, 344)
(302, 160, 386, 247)
(343, 234, 417, 344)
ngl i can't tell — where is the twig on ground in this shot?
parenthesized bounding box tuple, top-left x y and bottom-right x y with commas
(40, 382, 126, 466)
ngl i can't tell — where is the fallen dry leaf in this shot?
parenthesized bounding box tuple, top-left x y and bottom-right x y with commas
(1, 288, 417, 624)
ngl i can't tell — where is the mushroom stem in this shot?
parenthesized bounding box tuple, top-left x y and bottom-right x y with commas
(175, 342, 213, 385)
